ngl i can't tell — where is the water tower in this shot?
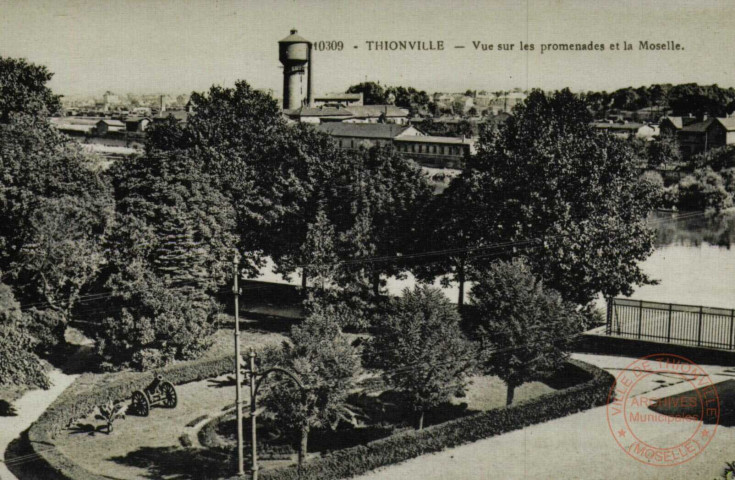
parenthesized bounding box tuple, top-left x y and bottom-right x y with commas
(279, 29, 313, 110)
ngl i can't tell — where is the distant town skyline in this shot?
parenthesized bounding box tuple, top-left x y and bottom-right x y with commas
(2, 0, 735, 97)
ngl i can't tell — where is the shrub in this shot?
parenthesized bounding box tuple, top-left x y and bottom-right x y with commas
(674, 167, 733, 212)
(0, 399, 17, 416)
(94, 401, 126, 434)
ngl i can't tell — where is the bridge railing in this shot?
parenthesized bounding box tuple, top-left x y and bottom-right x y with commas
(606, 298, 735, 350)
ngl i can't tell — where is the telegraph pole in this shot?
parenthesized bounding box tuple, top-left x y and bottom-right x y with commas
(233, 255, 244, 477)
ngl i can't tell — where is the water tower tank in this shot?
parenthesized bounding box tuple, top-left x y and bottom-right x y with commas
(279, 29, 313, 110)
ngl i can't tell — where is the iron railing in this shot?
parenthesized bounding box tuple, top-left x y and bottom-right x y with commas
(606, 297, 735, 350)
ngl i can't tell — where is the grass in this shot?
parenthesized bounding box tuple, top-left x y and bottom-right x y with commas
(46, 317, 287, 480)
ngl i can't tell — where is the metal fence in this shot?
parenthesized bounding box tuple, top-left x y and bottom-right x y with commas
(606, 298, 735, 350)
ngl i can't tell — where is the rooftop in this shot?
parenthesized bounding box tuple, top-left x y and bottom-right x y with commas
(316, 123, 411, 139)
(394, 135, 469, 144)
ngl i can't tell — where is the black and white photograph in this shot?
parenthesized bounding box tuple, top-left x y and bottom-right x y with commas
(1, 1, 734, 479)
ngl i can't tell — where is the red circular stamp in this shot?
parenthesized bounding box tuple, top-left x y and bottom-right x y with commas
(606, 353, 720, 466)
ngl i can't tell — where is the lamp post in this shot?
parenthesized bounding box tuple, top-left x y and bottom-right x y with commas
(233, 255, 244, 476)
(249, 350, 259, 480)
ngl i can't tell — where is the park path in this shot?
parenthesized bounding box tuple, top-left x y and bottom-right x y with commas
(355, 353, 735, 480)
(0, 368, 79, 480)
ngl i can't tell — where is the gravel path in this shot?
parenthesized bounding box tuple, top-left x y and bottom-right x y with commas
(0, 368, 79, 480)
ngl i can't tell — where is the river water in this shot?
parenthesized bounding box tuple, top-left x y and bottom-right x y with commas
(257, 211, 735, 310)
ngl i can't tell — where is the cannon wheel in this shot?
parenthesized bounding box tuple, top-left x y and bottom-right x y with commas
(161, 381, 177, 408)
(131, 390, 150, 416)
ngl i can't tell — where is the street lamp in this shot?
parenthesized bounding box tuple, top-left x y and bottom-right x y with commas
(233, 254, 244, 476)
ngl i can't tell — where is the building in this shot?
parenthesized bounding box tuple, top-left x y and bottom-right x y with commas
(394, 135, 474, 168)
(286, 106, 354, 124)
(313, 93, 363, 107)
(316, 123, 421, 149)
(659, 115, 698, 137)
(284, 104, 410, 125)
(591, 122, 659, 140)
(279, 29, 314, 109)
(316, 123, 471, 168)
(677, 117, 735, 156)
(125, 116, 151, 132)
(95, 119, 126, 136)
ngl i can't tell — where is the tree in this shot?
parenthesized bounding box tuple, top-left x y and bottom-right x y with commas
(411, 173, 487, 306)
(690, 146, 735, 171)
(0, 56, 61, 122)
(97, 150, 237, 369)
(672, 168, 733, 213)
(471, 259, 582, 405)
(0, 113, 112, 350)
(340, 146, 433, 296)
(0, 282, 49, 390)
(467, 89, 659, 305)
(364, 286, 475, 429)
(261, 302, 360, 468)
(647, 132, 682, 169)
(346, 82, 387, 105)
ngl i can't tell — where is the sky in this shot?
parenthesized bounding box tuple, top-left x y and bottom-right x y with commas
(1, 0, 735, 97)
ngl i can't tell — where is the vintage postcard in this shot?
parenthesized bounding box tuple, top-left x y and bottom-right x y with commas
(0, 1, 734, 479)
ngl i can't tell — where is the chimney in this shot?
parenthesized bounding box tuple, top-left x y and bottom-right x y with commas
(160, 95, 166, 113)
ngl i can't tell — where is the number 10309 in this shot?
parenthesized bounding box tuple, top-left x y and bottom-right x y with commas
(313, 41, 344, 51)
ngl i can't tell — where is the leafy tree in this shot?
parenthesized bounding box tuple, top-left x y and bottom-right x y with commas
(346, 82, 387, 105)
(648, 133, 682, 169)
(299, 205, 339, 290)
(97, 263, 219, 370)
(672, 168, 733, 213)
(467, 89, 659, 305)
(340, 146, 433, 295)
(411, 173, 486, 306)
(364, 286, 475, 429)
(470, 259, 582, 405)
(384, 86, 430, 109)
(261, 302, 360, 469)
(690, 146, 735, 171)
(0, 282, 49, 390)
(0, 113, 112, 349)
(98, 150, 237, 369)
(0, 56, 61, 122)
(144, 115, 185, 153)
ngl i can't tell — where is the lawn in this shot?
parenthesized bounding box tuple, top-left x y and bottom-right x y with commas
(50, 368, 558, 480)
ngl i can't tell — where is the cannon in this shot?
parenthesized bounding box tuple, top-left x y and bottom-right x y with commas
(130, 374, 177, 416)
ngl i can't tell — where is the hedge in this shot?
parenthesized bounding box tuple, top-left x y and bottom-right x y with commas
(26, 357, 614, 480)
(256, 359, 615, 480)
(26, 353, 238, 480)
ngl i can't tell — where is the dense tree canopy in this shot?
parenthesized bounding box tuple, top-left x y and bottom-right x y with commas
(463, 89, 658, 305)
(0, 282, 49, 390)
(0, 114, 112, 349)
(97, 150, 237, 369)
(0, 57, 61, 122)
